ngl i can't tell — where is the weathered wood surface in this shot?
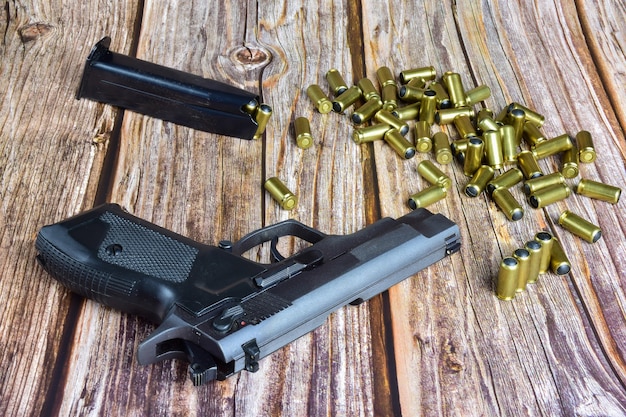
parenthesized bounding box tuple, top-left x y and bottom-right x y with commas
(1, 0, 625, 416)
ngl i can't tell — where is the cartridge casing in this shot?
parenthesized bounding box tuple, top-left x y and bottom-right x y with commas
(561, 145, 579, 179)
(532, 134, 573, 160)
(550, 238, 571, 275)
(558, 210, 602, 243)
(523, 122, 547, 148)
(418, 90, 438, 125)
(477, 109, 500, 132)
(528, 183, 571, 209)
(463, 137, 485, 177)
(487, 167, 524, 195)
(352, 123, 391, 144)
(384, 128, 416, 159)
(326, 69, 348, 96)
(418, 160, 452, 189)
(435, 107, 474, 125)
(496, 257, 519, 300)
(382, 84, 398, 111)
(358, 78, 381, 102)
(398, 85, 426, 102)
(376, 66, 396, 88)
(465, 85, 491, 106)
(492, 188, 524, 221)
(264, 177, 298, 210)
(522, 172, 566, 196)
(454, 115, 477, 139)
(575, 130, 596, 163)
(432, 131, 453, 165)
(513, 248, 531, 292)
(508, 102, 545, 127)
(332, 85, 362, 113)
(306, 84, 333, 114)
(524, 240, 543, 284)
(429, 82, 451, 109)
(394, 102, 420, 121)
(399, 66, 436, 84)
(253, 104, 273, 140)
(576, 179, 621, 204)
(442, 71, 467, 107)
(465, 165, 495, 197)
(414, 120, 433, 153)
(483, 130, 504, 169)
(352, 98, 383, 125)
(507, 108, 526, 145)
(294, 117, 313, 149)
(517, 150, 543, 179)
(535, 231, 554, 274)
(408, 185, 447, 210)
(375, 109, 409, 136)
(499, 125, 518, 164)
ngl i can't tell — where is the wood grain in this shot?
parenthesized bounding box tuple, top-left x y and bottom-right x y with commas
(0, 0, 625, 416)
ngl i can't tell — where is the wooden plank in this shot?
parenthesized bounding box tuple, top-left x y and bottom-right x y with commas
(0, 1, 140, 416)
(362, 0, 626, 416)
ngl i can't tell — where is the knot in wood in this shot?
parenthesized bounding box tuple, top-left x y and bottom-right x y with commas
(18, 23, 54, 43)
(230, 45, 271, 69)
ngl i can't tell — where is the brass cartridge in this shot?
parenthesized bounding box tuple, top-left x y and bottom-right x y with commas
(463, 137, 484, 177)
(352, 123, 391, 144)
(435, 107, 474, 125)
(576, 178, 621, 204)
(294, 117, 313, 149)
(375, 109, 409, 136)
(408, 185, 447, 209)
(535, 231, 554, 274)
(528, 183, 571, 209)
(394, 102, 420, 121)
(407, 77, 427, 89)
(524, 240, 543, 284)
(418, 90, 438, 124)
(532, 134, 573, 160)
(495, 106, 509, 123)
(483, 130, 504, 169)
(429, 81, 452, 109)
(465, 85, 491, 106)
(242, 99, 259, 115)
(376, 66, 396, 88)
(398, 85, 426, 102)
(496, 257, 519, 301)
(486, 167, 524, 195)
(332, 85, 362, 113)
(561, 145, 579, 179)
(477, 109, 500, 132)
(507, 108, 526, 145)
(492, 188, 524, 221)
(522, 121, 547, 148)
(252, 104, 273, 140)
(326, 68, 348, 96)
(451, 138, 470, 156)
(499, 125, 518, 164)
(352, 98, 383, 125)
(465, 165, 495, 197)
(358, 78, 381, 102)
(522, 172, 566, 195)
(454, 114, 477, 139)
(399, 66, 436, 84)
(513, 248, 531, 292)
(550, 238, 571, 275)
(384, 128, 416, 159)
(414, 120, 433, 153)
(382, 83, 398, 111)
(306, 84, 333, 114)
(575, 130, 597, 163)
(264, 177, 297, 210)
(418, 159, 452, 189)
(432, 131, 453, 165)
(442, 71, 467, 107)
(508, 102, 545, 127)
(517, 150, 543, 179)
(558, 210, 602, 243)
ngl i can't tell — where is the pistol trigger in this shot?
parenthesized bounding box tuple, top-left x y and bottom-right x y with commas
(183, 341, 218, 386)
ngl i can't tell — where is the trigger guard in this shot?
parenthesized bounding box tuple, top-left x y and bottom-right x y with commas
(231, 219, 327, 258)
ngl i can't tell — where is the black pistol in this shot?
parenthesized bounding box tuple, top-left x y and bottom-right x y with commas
(35, 204, 460, 385)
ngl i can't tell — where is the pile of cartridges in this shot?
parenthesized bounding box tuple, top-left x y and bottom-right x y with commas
(297, 65, 621, 299)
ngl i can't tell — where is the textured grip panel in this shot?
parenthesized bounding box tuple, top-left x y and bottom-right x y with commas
(97, 212, 198, 283)
(36, 234, 137, 304)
